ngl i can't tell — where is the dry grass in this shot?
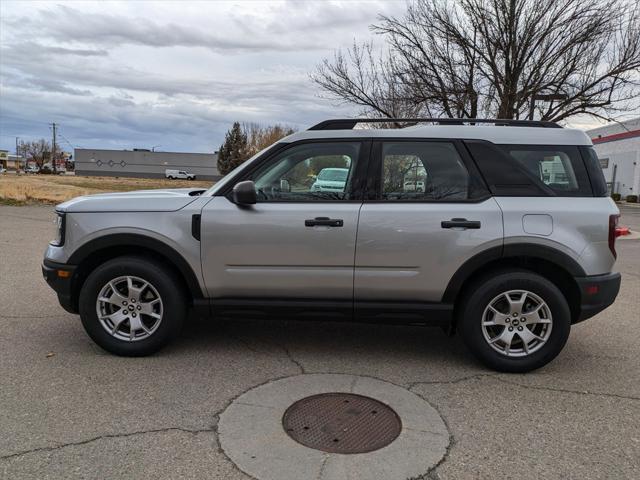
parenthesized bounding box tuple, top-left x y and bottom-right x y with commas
(0, 174, 213, 205)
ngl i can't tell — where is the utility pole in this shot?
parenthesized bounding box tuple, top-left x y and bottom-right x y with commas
(529, 93, 569, 121)
(51, 123, 57, 174)
(15, 137, 20, 171)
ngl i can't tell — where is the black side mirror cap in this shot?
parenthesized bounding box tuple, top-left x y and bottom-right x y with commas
(232, 180, 257, 205)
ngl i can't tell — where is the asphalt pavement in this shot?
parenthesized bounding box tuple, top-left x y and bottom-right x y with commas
(0, 204, 638, 480)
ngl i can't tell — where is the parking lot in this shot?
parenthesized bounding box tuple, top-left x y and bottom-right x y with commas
(1, 204, 638, 479)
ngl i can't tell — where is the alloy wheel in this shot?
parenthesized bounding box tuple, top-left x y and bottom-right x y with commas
(96, 275, 163, 342)
(481, 290, 553, 357)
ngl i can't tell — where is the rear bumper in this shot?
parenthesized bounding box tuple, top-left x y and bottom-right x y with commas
(42, 259, 77, 314)
(574, 272, 621, 323)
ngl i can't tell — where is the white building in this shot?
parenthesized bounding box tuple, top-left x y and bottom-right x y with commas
(587, 117, 640, 197)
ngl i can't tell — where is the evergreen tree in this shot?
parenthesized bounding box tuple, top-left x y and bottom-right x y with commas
(217, 122, 248, 175)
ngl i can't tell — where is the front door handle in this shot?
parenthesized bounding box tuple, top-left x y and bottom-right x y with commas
(441, 218, 481, 229)
(305, 217, 344, 227)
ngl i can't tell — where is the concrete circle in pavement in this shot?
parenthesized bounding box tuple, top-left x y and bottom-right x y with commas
(218, 374, 449, 480)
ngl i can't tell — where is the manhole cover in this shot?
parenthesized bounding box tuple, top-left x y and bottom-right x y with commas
(282, 393, 402, 454)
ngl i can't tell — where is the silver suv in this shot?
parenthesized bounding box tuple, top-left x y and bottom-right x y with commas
(42, 118, 621, 372)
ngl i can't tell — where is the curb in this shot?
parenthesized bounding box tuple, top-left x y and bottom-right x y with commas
(618, 230, 640, 240)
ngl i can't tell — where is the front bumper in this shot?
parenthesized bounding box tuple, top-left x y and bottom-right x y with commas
(42, 259, 77, 314)
(574, 272, 621, 323)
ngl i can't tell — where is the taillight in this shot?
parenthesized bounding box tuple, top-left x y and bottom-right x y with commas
(608, 214, 620, 258)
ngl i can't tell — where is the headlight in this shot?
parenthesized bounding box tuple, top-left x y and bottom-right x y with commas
(51, 212, 65, 246)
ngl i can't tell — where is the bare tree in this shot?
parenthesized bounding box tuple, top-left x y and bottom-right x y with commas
(19, 139, 52, 167)
(313, 42, 423, 119)
(312, 0, 640, 122)
(243, 123, 296, 157)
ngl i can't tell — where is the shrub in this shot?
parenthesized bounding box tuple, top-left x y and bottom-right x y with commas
(611, 193, 621, 201)
(626, 194, 638, 203)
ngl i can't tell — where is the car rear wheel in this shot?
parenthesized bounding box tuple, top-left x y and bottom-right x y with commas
(79, 256, 186, 356)
(458, 269, 571, 373)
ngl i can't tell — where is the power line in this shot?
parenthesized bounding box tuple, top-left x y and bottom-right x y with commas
(58, 131, 78, 149)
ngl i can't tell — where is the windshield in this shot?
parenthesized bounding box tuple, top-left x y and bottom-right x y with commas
(318, 168, 348, 181)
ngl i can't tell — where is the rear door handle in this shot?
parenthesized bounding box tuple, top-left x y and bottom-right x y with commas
(441, 218, 481, 229)
(305, 217, 344, 227)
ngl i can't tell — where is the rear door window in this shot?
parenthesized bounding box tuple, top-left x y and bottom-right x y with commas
(499, 145, 592, 196)
(379, 142, 471, 201)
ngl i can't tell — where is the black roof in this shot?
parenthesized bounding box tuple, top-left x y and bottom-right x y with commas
(308, 118, 561, 130)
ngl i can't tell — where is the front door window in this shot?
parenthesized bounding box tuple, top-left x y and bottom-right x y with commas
(249, 142, 361, 201)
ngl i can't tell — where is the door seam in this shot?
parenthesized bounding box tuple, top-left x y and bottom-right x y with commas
(352, 202, 364, 315)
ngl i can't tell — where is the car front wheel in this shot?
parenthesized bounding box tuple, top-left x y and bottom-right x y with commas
(458, 269, 571, 373)
(78, 256, 186, 356)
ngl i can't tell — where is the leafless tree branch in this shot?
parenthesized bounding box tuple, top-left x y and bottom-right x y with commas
(311, 0, 640, 122)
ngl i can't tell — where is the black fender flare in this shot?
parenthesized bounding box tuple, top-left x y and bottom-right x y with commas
(68, 233, 205, 298)
(442, 243, 586, 303)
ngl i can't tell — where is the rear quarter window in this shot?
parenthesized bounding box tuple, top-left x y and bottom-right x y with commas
(580, 146, 608, 197)
(499, 145, 592, 196)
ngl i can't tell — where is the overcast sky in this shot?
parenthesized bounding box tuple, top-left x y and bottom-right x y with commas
(0, 0, 616, 154)
(0, 0, 411, 153)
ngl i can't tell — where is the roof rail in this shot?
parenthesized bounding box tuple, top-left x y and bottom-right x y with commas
(308, 118, 561, 130)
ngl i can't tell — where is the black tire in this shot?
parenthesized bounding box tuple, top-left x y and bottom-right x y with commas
(457, 269, 571, 373)
(79, 256, 186, 356)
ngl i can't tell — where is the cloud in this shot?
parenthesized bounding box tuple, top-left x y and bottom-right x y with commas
(0, 79, 349, 153)
(0, 1, 404, 153)
(5, 4, 356, 54)
(34, 43, 109, 57)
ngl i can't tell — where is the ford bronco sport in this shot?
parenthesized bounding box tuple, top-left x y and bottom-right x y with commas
(42, 118, 621, 372)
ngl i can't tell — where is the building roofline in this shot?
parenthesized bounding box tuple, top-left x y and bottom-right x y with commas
(74, 148, 217, 156)
(591, 129, 640, 145)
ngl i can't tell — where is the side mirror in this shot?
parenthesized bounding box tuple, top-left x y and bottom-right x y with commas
(232, 180, 257, 205)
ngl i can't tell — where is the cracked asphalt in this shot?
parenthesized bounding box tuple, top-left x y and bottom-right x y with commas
(1, 204, 639, 480)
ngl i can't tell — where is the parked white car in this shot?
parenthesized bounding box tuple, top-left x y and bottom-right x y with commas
(311, 168, 349, 192)
(0, 167, 7, 174)
(25, 166, 40, 174)
(165, 169, 196, 180)
(403, 180, 425, 192)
